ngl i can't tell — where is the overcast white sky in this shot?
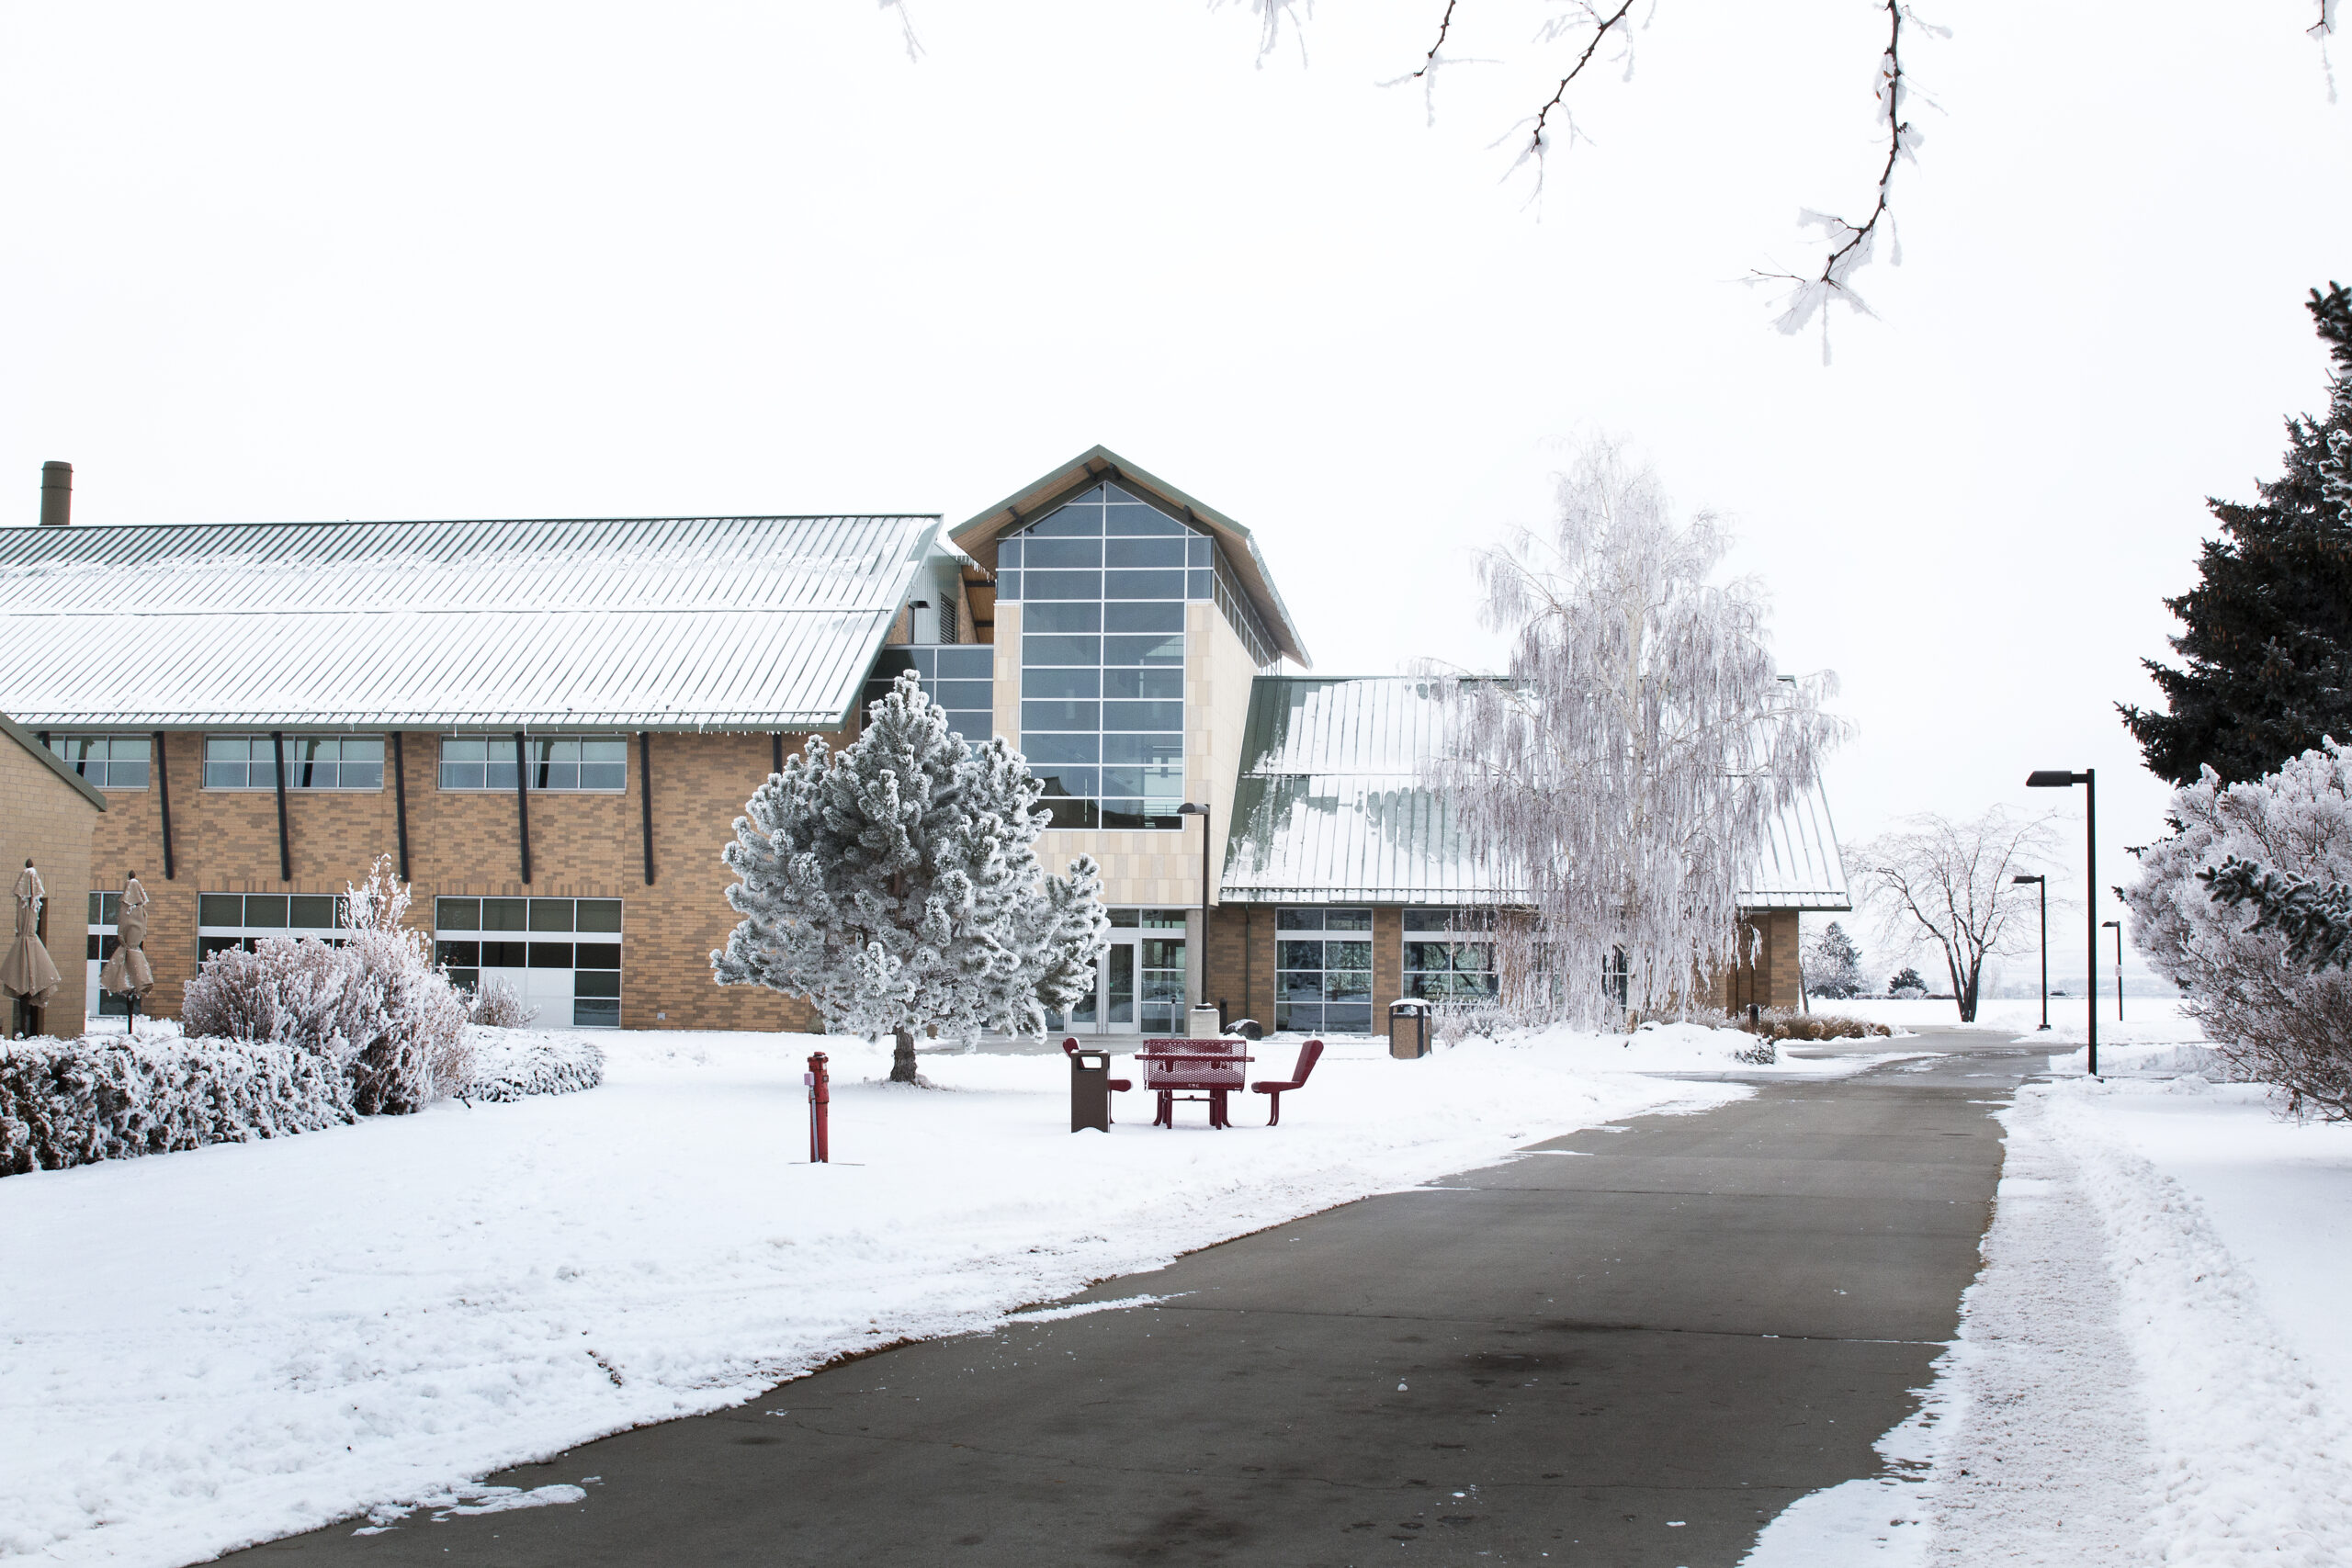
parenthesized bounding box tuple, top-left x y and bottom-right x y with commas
(4, 2, 2347, 980)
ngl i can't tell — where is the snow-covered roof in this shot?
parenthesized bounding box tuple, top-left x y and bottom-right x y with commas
(1220, 676, 1851, 911)
(0, 513, 944, 731)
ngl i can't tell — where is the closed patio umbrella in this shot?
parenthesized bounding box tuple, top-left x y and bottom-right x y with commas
(4, 860, 62, 1037)
(100, 872, 154, 1025)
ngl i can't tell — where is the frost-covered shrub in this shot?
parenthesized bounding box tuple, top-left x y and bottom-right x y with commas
(467, 976, 537, 1029)
(174, 858, 471, 1116)
(462, 1029, 605, 1102)
(2125, 741, 2352, 1121)
(1733, 1037, 1779, 1066)
(0, 1034, 354, 1176)
(1736, 1009, 1892, 1042)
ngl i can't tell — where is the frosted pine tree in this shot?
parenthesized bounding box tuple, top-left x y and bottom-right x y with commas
(1422, 437, 1848, 1027)
(713, 671, 1108, 1082)
(1802, 920, 1867, 1000)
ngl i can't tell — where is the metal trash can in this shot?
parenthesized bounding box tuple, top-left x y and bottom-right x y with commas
(1388, 998, 1432, 1060)
(1069, 1047, 1114, 1133)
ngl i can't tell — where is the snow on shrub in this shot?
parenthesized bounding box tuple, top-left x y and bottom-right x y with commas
(2125, 740, 2352, 1121)
(466, 976, 537, 1029)
(462, 1029, 605, 1102)
(0, 1033, 354, 1176)
(1738, 1009, 1893, 1043)
(177, 857, 470, 1116)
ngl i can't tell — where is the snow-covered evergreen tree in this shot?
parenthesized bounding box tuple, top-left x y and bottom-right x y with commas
(1420, 437, 1848, 1027)
(1886, 966, 1928, 998)
(2122, 283, 2352, 786)
(712, 671, 1109, 1082)
(1802, 920, 1867, 999)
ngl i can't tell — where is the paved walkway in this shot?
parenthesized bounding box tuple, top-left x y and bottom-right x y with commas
(248, 1035, 2050, 1567)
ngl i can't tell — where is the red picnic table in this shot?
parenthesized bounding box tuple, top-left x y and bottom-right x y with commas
(1135, 1039, 1255, 1129)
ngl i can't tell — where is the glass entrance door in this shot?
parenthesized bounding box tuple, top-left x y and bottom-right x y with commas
(1052, 908, 1190, 1035)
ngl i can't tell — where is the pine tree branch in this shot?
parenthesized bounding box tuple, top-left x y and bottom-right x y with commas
(2199, 855, 2352, 972)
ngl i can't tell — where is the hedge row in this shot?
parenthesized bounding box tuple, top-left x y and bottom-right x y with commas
(1, 1034, 356, 1177)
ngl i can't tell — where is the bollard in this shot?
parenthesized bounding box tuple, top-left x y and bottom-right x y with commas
(804, 1051, 831, 1164)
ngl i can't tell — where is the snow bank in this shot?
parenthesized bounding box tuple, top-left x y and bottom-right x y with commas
(461, 1028, 605, 1102)
(0, 1027, 1742, 1567)
(1746, 1076, 2352, 1565)
(1474, 1018, 1929, 1076)
(0, 1033, 354, 1177)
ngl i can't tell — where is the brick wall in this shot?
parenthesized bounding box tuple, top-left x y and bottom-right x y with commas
(1, 738, 99, 1032)
(79, 730, 852, 1032)
(1713, 908, 1803, 1015)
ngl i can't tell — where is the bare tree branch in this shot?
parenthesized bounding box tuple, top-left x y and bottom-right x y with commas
(1411, 0, 1462, 78)
(1516, 1, 1643, 185)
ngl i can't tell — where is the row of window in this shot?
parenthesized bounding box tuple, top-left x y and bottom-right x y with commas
(47, 733, 634, 793)
(87, 892, 627, 1029)
(1273, 907, 1499, 1034)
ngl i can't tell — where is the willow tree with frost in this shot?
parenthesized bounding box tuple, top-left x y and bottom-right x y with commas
(1423, 440, 1847, 1027)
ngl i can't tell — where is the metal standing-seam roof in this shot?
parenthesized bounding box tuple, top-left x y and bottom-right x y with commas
(1220, 675, 1851, 911)
(0, 513, 944, 731)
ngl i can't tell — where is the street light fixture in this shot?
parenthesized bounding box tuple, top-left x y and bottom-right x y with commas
(2103, 919, 2124, 1022)
(2025, 768, 2098, 1076)
(1177, 803, 1212, 1023)
(2012, 874, 2049, 1031)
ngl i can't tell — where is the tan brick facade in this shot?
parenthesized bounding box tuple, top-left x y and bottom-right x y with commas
(2, 731, 101, 1032)
(74, 729, 857, 1032)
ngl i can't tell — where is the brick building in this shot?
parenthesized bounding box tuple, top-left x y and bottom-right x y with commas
(3, 446, 1844, 1035)
(1, 710, 105, 1032)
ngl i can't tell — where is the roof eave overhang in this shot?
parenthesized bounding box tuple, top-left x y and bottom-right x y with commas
(950, 445, 1311, 669)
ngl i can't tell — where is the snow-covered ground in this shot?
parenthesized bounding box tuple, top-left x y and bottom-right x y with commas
(2, 1023, 1852, 1568)
(1747, 1066, 2352, 1564)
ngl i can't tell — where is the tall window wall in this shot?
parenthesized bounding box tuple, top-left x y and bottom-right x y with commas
(1276, 908, 1374, 1034)
(998, 482, 1200, 830)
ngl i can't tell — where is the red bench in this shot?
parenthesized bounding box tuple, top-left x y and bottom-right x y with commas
(1250, 1040, 1324, 1126)
(1136, 1039, 1253, 1129)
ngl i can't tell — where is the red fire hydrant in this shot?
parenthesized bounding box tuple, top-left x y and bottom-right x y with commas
(804, 1051, 831, 1164)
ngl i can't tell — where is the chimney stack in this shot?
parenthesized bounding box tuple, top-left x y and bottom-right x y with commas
(40, 462, 72, 527)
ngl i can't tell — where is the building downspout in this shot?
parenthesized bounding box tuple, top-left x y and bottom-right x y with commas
(269, 730, 291, 882)
(153, 732, 175, 880)
(513, 732, 533, 885)
(638, 731, 655, 886)
(390, 732, 412, 881)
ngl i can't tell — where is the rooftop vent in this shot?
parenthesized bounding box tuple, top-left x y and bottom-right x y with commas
(40, 461, 71, 527)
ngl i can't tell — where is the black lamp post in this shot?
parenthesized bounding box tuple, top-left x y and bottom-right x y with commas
(2025, 768, 2098, 1076)
(1177, 802, 1211, 1021)
(2012, 874, 2049, 1031)
(2103, 919, 2124, 1022)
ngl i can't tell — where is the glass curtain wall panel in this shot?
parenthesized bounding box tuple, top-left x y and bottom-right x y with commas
(1274, 907, 1375, 1034)
(999, 481, 1210, 831)
(1402, 907, 1501, 1002)
(861, 645, 996, 749)
(434, 896, 622, 1027)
